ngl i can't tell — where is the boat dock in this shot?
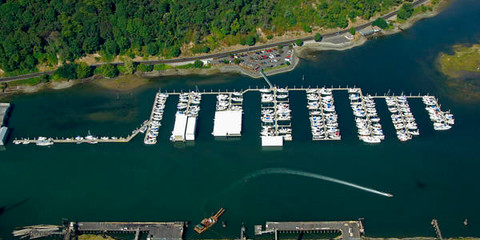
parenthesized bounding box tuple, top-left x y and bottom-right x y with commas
(212, 92, 243, 137)
(306, 88, 341, 141)
(170, 91, 201, 142)
(254, 220, 364, 240)
(12, 120, 149, 145)
(10, 86, 455, 147)
(144, 92, 169, 145)
(349, 88, 385, 143)
(260, 87, 292, 147)
(13, 221, 186, 240)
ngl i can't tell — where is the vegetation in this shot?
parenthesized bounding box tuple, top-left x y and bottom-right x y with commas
(101, 64, 119, 78)
(397, 3, 415, 20)
(295, 39, 304, 46)
(372, 18, 389, 29)
(314, 33, 323, 42)
(350, 27, 356, 35)
(137, 63, 154, 72)
(438, 44, 480, 78)
(0, 0, 413, 76)
(193, 60, 204, 68)
(54, 63, 92, 80)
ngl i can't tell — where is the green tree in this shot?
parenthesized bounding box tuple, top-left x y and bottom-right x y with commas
(350, 27, 356, 35)
(123, 58, 135, 74)
(372, 17, 388, 29)
(397, 3, 414, 20)
(168, 47, 181, 57)
(102, 64, 119, 78)
(105, 39, 119, 56)
(76, 62, 92, 79)
(314, 33, 323, 42)
(55, 64, 78, 80)
(246, 35, 256, 46)
(295, 39, 304, 46)
(193, 60, 204, 68)
(146, 43, 159, 56)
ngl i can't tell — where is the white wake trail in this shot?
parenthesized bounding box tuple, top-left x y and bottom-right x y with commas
(245, 168, 393, 198)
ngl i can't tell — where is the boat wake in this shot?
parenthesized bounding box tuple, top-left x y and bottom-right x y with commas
(216, 168, 393, 200)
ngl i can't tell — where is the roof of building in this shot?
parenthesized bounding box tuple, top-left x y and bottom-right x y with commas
(212, 110, 242, 137)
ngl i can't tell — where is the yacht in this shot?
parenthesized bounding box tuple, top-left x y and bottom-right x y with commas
(36, 137, 54, 146)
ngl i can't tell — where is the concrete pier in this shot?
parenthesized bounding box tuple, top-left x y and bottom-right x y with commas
(254, 221, 364, 240)
(14, 221, 186, 240)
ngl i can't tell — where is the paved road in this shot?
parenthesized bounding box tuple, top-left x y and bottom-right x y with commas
(0, 0, 429, 83)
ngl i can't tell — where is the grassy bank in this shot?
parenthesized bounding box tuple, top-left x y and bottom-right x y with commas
(437, 44, 480, 102)
(438, 44, 480, 78)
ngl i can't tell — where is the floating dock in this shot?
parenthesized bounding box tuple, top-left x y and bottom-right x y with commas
(11, 87, 455, 147)
(306, 88, 341, 141)
(260, 87, 292, 147)
(144, 92, 168, 145)
(254, 220, 364, 240)
(349, 88, 385, 143)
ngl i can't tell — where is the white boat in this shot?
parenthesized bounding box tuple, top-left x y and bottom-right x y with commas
(360, 136, 381, 143)
(36, 137, 54, 146)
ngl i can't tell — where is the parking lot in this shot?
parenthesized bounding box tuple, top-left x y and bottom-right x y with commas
(212, 45, 293, 72)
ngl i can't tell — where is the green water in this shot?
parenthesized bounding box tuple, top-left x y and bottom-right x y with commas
(1, 0, 480, 238)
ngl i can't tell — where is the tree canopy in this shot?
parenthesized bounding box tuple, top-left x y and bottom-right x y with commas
(0, 0, 412, 74)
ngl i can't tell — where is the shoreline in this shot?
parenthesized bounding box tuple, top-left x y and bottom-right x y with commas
(0, 0, 447, 97)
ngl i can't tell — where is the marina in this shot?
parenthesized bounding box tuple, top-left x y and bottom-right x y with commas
(349, 88, 384, 143)
(144, 92, 169, 145)
(170, 91, 202, 142)
(260, 87, 292, 147)
(8, 87, 455, 147)
(306, 88, 341, 141)
(384, 95, 420, 142)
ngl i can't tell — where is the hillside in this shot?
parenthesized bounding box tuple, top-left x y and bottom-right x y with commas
(0, 0, 413, 75)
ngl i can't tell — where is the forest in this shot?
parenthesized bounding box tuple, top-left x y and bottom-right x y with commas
(0, 0, 413, 75)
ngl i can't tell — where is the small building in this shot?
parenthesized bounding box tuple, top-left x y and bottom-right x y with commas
(345, 33, 355, 41)
(261, 135, 283, 147)
(359, 28, 375, 36)
(372, 26, 382, 33)
(0, 126, 7, 146)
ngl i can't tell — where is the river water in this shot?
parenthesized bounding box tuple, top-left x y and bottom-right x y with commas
(1, 0, 480, 238)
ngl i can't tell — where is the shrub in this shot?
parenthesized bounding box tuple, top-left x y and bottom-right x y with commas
(137, 63, 154, 72)
(372, 17, 388, 29)
(314, 33, 323, 42)
(350, 27, 356, 35)
(295, 39, 304, 46)
(102, 64, 119, 78)
(193, 60, 204, 68)
(55, 64, 77, 80)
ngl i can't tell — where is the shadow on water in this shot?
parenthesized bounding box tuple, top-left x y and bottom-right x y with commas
(0, 198, 30, 217)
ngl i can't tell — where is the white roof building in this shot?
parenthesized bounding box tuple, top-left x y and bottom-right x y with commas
(261, 135, 283, 147)
(171, 113, 188, 142)
(212, 110, 242, 137)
